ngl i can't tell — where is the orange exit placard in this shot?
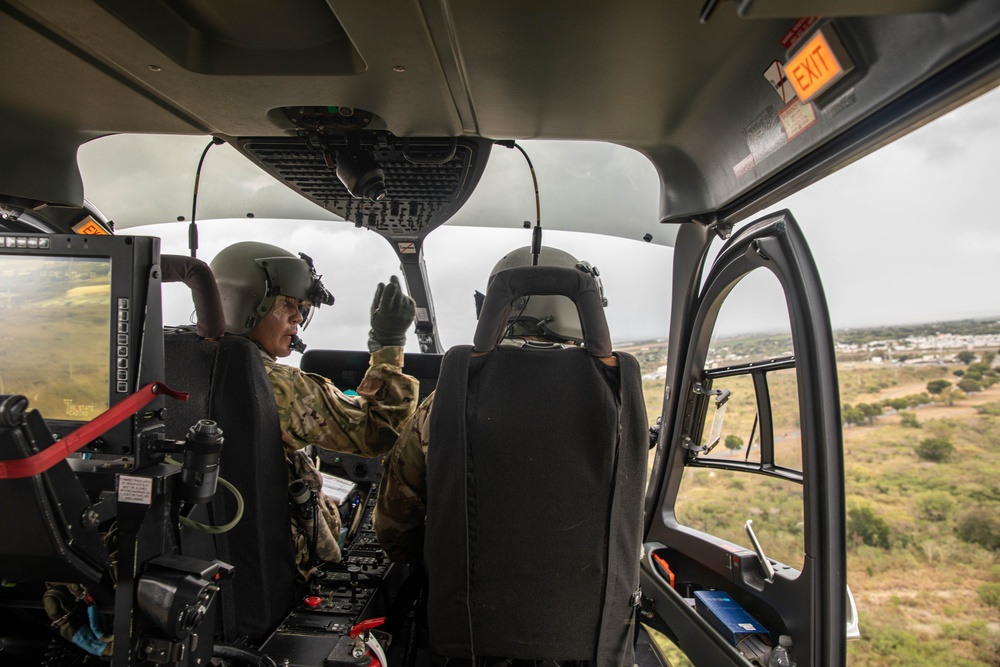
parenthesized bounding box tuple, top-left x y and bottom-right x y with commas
(785, 25, 854, 103)
(72, 216, 110, 235)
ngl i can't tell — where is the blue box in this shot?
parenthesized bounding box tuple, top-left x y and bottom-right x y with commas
(693, 590, 769, 646)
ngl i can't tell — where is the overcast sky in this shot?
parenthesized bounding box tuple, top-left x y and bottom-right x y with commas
(78, 86, 1000, 352)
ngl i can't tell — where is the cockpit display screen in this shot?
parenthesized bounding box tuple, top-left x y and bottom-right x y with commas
(0, 255, 111, 421)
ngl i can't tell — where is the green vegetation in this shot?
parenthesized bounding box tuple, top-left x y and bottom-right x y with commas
(958, 350, 978, 364)
(724, 434, 743, 450)
(928, 379, 952, 395)
(848, 504, 891, 548)
(957, 509, 1000, 551)
(916, 437, 955, 462)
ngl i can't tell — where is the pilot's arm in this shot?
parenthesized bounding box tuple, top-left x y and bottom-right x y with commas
(265, 346, 418, 457)
(375, 393, 433, 563)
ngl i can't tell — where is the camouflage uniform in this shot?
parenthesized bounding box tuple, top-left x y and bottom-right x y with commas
(374, 392, 433, 564)
(262, 344, 418, 577)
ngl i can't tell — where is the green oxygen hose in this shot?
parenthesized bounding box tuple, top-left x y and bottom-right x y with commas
(178, 476, 244, 534)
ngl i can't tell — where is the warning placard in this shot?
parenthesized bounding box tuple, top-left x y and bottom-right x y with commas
(764, 61, 798, 106)
(398, 242, 416, 254)
(778, 99, 817, 141)
(118, 475, 153, 504)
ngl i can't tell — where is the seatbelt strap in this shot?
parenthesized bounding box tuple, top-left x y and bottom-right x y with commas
(0, 382, 189, 479)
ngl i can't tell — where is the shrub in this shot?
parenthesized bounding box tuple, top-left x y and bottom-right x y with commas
(724, 434, 743, 450)
(957, 378, 982, 393)
(916, 491, 955, 522)
(900, 411, 920, 428)
(916, 437, 954, 462)
(926, 379, 951, 394)
(956, 508, 1000, 551)
(979, 583, 1000, 610)
(957, 350, 976, 364)
(847, 505, 891, 549)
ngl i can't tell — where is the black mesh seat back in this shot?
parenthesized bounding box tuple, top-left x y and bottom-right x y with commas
(163, 332, 215, 441)
(210, 336, 298, 640)
(163, 332, 298, 641)
(425, 266, 648, 665)
(426, 346, 648, 664)
(436, 346, 617, 659)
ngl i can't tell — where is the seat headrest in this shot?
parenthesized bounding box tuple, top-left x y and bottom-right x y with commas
(161, 255, 226, 339)
(473, 266, 611, 357)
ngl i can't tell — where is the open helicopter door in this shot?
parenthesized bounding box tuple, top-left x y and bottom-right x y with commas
(642, 210, 848, 667)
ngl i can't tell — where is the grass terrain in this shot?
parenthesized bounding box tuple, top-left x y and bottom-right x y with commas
(641, 358, 1000, 666)
(0, 259, 111, 420)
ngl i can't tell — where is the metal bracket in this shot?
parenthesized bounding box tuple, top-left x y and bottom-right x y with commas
(81, 491, 118, 530)
(681, 435, 706, 453)
(693, 382, 731, 407)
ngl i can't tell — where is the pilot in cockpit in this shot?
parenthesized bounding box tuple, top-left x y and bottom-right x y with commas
(210, 242, 419, 575)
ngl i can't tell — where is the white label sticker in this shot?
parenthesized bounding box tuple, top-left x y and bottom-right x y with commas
(415, 307, 430, 323)
(118, 475, 153, 504)
(764, 61, 798, 105)
(398, 242, 416, 254)
(733, 154, 756, 178)
(739, 623, 758, 631)
(778, 99, 817, 140)
(320, 472, 358, 505)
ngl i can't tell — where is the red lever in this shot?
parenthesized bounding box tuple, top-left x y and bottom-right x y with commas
(0, 382, 189, 479)
(349, 617, 385, 639)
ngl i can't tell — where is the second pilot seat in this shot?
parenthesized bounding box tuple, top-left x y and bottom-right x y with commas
(423, 264, 649, 666)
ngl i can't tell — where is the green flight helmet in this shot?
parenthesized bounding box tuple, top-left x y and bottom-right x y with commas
(210, 241, 334, 334)
(480, 245, 607, 344)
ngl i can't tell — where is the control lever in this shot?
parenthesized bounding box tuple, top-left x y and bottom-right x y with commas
(348, 565, 361, 603)
(744, 519, 775, 583)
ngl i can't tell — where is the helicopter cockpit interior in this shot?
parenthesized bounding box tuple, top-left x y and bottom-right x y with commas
(1, 1, 999, 666)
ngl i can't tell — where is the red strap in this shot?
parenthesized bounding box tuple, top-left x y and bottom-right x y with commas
(0, 382, 189, 480)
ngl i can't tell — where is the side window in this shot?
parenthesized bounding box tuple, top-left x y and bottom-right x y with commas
(674, 269, 805, 570)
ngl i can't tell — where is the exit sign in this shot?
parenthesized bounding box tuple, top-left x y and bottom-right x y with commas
(785, 24, 854, 103)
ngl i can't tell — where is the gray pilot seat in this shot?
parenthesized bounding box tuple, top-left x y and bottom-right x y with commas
(424, 266, 648, 666)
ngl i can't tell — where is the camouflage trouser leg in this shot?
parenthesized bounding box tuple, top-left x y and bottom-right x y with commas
(288, 449, 344, 579)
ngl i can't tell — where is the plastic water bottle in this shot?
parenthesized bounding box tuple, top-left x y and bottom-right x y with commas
(767, 635, 796, 667)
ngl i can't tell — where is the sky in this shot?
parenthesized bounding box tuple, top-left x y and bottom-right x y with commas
(77, 85, 1000, 352)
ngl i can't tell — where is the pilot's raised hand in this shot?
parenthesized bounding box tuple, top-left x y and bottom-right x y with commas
(368, 275, 416, 352)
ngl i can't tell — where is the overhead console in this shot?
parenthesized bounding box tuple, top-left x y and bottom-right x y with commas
(234, 107, 493, 241)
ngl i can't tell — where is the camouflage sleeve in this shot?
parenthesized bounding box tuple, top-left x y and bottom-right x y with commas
(375, 393, 433, 564)
(266, 345, 418, 457)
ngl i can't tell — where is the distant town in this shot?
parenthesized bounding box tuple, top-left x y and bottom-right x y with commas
(619, 317, 1000, 380)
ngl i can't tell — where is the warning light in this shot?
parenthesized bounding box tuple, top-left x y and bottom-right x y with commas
(72, 216, 110, 236)
(785, 24, 854, 103)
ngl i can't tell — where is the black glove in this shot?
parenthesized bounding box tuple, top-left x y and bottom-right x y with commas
(368, 275, 416, 352)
